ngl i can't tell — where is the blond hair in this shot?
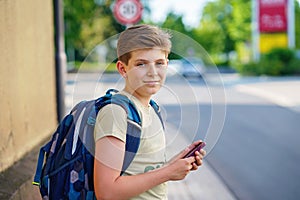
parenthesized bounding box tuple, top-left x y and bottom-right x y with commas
(117, 24, 172, 64)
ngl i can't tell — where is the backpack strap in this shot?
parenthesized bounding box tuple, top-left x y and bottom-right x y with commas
(150, 99, 164, 130)
(113, 94, 142, 174)
(64, 100, 96, 159)
(95, 90, 142, 174)
(32, 139, 53, 186)
(95, 90, 164, 174)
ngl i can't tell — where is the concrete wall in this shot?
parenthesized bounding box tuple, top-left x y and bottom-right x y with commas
(0, 0, 57, 172)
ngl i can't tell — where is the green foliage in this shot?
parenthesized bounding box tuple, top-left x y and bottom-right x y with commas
(191, 0, 251, 64)
(64, 0, 125, 61)
(191, 20, 225, 54)
(234, 48, 300, 76)
(72, 61, 117, 73)
(286, 58, 300, 74)
(295, 0, 300, 49)
(265, 48, 294, 64)
(63, 0, 300, 72)
(161, 13, 187, 34)
(227, 0, 251, 43)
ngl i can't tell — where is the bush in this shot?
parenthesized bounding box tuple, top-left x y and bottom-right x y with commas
(286, 59, 300, 75)
(258, 56, 284, 76)
(264, 48, 294, 63)
(234, 48, 300, 76)
(235, 61, 259, 76)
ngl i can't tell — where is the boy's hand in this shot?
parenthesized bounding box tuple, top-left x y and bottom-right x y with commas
(190, 148, 206, 171)
(181, 140, 206, 170)
(165, 156, 196, 181)
(163, 140, 206, 182)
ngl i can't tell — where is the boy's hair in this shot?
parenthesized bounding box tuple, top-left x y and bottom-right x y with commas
(117, 24, 172, 65)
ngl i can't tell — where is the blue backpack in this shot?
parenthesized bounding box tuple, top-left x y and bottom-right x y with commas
(33, 89, 163, 200)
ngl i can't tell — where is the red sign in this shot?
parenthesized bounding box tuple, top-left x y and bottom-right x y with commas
(259, 0, 287, 32)
(113, 0, 143, 25)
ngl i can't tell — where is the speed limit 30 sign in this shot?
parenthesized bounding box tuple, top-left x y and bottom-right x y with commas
(113, 0, 143, 25)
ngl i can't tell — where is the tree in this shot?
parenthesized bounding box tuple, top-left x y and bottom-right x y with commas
(64, 0, 125, 61)
(191, 19, 225, 54)
(161, 13, 187, 34)
(191, 0, 252, 65)
(194, 1, 235, 59)
(227, 0, 251, 43)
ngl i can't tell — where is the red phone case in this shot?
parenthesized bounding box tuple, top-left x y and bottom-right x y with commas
(183, 142, 206, 158)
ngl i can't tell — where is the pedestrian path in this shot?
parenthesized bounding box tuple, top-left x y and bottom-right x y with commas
(234, 78, 300, 113)
(208, 73, 300, 113)
(165, 123, 236, 200)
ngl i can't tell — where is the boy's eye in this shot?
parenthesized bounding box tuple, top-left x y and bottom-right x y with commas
(134, 60, 167, 68)
(155, 61, 167, 67)
(136, 62, 146, 67)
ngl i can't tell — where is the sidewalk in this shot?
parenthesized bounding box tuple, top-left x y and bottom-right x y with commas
(165, 124, 236, 200)
(166, 75, 300, 199)
(233, 76, 300, 113)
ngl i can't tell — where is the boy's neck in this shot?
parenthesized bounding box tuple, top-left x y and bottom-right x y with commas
(123, 87, 151, 107)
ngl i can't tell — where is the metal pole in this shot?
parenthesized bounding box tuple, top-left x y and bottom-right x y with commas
(53, 0, 66, 122)
(252, 0, 260, 61)
(288, 0, 295, 48)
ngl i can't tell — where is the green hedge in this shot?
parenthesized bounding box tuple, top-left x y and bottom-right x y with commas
(234, 48, 300, 76)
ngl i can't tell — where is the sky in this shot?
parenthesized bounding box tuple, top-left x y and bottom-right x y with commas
(147, 0, 300, 28)
(148, 0, 210, 28)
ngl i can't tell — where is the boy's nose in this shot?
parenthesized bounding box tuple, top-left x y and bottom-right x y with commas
(147, 63, 158, 76)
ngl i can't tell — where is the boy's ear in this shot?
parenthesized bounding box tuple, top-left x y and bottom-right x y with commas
(116, 61, 127, 78)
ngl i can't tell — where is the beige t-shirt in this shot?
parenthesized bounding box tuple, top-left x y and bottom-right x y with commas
(94, 91, 167, 200)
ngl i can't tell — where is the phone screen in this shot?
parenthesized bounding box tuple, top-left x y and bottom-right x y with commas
(183, 142, 206, 158)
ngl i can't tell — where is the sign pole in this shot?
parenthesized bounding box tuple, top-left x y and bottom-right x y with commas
(288, 0, 295, 48)
(252, 0, 260, 61)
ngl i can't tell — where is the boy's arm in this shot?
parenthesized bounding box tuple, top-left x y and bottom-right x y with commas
(167, 140, 206, 170)
(94, 136, 196, 200)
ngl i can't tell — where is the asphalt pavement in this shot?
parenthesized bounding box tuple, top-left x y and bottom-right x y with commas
(166, 74, 300, 200)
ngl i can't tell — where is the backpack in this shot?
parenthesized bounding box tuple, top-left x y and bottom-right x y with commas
(32, 89, 163, 200)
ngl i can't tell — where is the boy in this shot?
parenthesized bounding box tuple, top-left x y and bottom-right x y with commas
(94, 24, 206, 199)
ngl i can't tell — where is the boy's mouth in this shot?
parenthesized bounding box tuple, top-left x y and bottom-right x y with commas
(143, 80, 160, 86)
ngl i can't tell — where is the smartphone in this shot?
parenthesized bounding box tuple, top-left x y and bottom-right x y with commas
(183, 141, 206, 158)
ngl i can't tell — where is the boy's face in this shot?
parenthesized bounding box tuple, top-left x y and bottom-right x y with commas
(121, 48, 168, 100)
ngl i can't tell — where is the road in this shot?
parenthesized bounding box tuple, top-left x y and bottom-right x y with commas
(66, 72, 300, 200)
(163, 75, 300, 200)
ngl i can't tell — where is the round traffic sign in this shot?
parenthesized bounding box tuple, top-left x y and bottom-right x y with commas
(113, 0, 143, 25)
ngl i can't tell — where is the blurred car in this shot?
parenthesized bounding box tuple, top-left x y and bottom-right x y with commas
(179, 57, 206, 78)
(167, 59, 182, 76)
